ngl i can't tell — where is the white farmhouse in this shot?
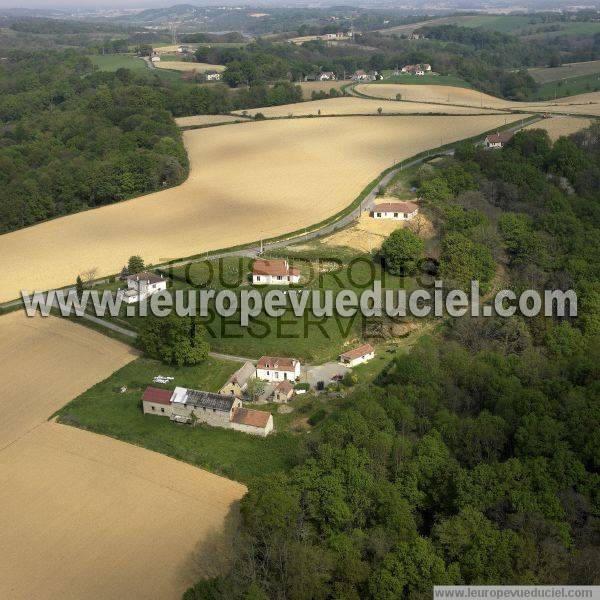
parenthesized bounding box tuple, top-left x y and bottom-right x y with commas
(339, 343, 375, 367)
(371, 201, 419, 221)
(205, 71, 221, 81)
(117, 271, 167, 304)
(317, 71, 336, 81)
(256, 356, 301, 382)
(252, 259, 300, 285)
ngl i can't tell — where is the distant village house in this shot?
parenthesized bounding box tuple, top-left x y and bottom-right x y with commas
(339, 343, 375, 367)
(371, 201, 419, 221)
(316, 71, 336, 81)
(252, 259, 300, 285)
(205, 71, 221, 81)
(256, 356, 301, 382)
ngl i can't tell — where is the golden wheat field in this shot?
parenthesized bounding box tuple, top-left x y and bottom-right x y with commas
(522, 116, 592, 140)
(0, 312, 246, 599)
(355, 83, 600, 116)
(232, 96, 502, 117)
(175, 114, 250, 127)
(0, 311, 137, 449)
(0, 114, 526, 302)
(297, 81, 347, 99)
(156, 61, 225, 73)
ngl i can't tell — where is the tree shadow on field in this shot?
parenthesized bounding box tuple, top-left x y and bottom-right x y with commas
(180, 499, 243, 584)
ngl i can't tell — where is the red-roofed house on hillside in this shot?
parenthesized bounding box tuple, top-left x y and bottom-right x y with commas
(256, 356, 301, 382)
(252, 259, 300, 285)
(339, 343, 375, 367)
(485, 131, 513, 149)
(371, 201, 419, 221)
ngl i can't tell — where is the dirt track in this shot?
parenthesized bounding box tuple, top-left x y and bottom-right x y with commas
(0, 114, 526, 302)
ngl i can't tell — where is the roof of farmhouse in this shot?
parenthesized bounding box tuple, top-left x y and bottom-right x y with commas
(373, 201, 418, 213)
(252, 259, 300, 277)
(275, 380, 294, 393)
(231, 407, 271, 428)
(142, 386, 174, 405)
(486, 131, 513, 144)
(172, 387, 236, 412)
(257, 356, 299, 371)
(340, 343, 375, 361)
(127, 271, 164, 284)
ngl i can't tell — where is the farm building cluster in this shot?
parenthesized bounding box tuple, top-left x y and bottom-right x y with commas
(142, 347, 376, 436)
(142, 386, 274, 437)
(399, 63, 432, 76)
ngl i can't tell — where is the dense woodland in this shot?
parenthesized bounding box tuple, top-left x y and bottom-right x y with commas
(0, 50, 302, 233)
(184, 126, 600, 599)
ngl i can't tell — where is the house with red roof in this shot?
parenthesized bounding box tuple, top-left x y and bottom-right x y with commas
(339, 343, 375, 367)
(371, 201, 419, 221)
(256, 356, 301, 382)
(252, 259, 300, 285)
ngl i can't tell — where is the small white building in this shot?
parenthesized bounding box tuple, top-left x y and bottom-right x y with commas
(117, 271, 167, 304)
(252, 259, 300, 285)
(485, 131, 513, 149)
(256, 356, 301, 382)
(150, 54, 160, 63)
(205, 71, 221, 81)
(339, 343, 375, 367)
(371, 201, 419, 221)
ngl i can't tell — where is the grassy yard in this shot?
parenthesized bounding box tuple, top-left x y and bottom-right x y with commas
(56, 356, 299, 484)
(532, 73, 600, 100)
(89, 54, 147, 72)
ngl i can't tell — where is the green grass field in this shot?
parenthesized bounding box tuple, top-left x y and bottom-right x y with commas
(56, 357, 299, 484)
(532, 73, 600, 100)
(460, 15, 600, 38)
(380, 72, 471, 88)
(528, 60, 600, 84)
(89, 54, 182, 81)
(89, 54, 147, 72)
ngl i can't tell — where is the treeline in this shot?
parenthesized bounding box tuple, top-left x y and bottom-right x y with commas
(185, 127, 600, 598)
(0, 50, 187, 233)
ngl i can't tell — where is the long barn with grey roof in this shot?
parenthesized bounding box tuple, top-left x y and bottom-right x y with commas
(141, 385, 273, 436)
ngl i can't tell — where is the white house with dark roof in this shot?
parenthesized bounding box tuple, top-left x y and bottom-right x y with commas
(252, 259, 300, 285)
(256, 356, 301, 382)
(117, 271, 167, 304)
(340, 343, 375, 367)
(371, 201, 419, 221)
